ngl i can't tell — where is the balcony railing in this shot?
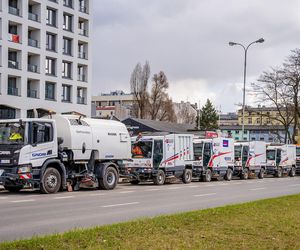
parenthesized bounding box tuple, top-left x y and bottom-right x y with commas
(8, 87, 18, 96)
(28, 38, 38, 48)
(78, 74, 86, 82)
(79, 6, 87, 13)
(8, 34, 20, 43)
(63, 1, 73, 8)
(8, 60, 19, 69)
(77, 96, 85, 104)
(9, 6, 20, 16)
(28, 12, 38, 22)
(79, 29, 88, 36)
(28, 64, 38, 73)
(78, 51, 87, 59)
(27, 89, 37, 98)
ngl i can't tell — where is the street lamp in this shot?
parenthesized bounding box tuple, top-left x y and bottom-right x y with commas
(229, 38, 264, 139)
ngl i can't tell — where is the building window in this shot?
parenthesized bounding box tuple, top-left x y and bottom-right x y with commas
(8, 0, 20, 16)
(63, 37, 72, 55)
(0, 105, 16, 119)
(63, 0, 73, 8)
(46, 8, 56, 27)
(79, 0, 88, 13)
(235, 130, 239, 134)
(45, 82, 55, 100)
(62, 84, 71, 102)
(45, 57, 56, 76)
(62, 61, 72, 79)
(248, 117, 252, 124)
(8, 51, 19, 69)
(78, 65, 87, 82)
(63, 13, 73, 32)
(7, 77, 18, 96)
(256, 118, 261, 124)
(78, 19, 88, 36)
(46, 33, 56, 51)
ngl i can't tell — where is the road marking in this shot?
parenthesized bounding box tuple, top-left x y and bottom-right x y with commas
(0, 197, 8, 199)
(88, 193, 106, 197)
(231, 182, 242, 185)
(249, 188, 266, 191)
(144, 188, 160, 192)
(102, 202, 139, 208)
(289, 184, 300, 187)
(10, 199, 35, 203)
(194, 193, 217, 197)
(204, 184, 215, 187)
(53, 196, 74, 200)
(119, 191, 135, 194)
(186, 185, 199, 188)
(167, 187, 182, 190)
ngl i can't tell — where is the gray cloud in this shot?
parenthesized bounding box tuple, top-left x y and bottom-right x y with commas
(92, 0, 300, 111)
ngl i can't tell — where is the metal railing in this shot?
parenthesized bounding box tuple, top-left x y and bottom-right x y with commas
(8, 87, 18, 96)
(28, 38, 38, 48)
(78, 51, 87, 59)
(8, 60, 19, 69)
(28, 12, 38, 22)
(28, 64, 38, 73)
(79, 6, 87, 13)
(27, 89, 37, 98)
(78, 74, 86, 82)
(77, 96, 85, 104)
(79, 29, 88, 36)
(8, 6, 20, 16)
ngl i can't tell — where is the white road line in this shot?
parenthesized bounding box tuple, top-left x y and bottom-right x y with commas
(167, 187, 182, 190)
(144, 188, 160, 192)
(53, 196, 74, 200)
(88, 193, 106, 197)
(204, 184, 215, 187)
(289, 184, 300, 187)
(102, 202, 139, 208)
(186, 185, 199, 188)
(0, 197, 8, 199)
(249, 188, 266, 191)
(231, 182, 242, 185)
(119, 191, 135, 194)
(10, 199, 35, 203)
(193, 193, 217, 197)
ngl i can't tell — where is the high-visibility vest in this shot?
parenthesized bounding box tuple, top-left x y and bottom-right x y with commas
(9, 133, 23, 141)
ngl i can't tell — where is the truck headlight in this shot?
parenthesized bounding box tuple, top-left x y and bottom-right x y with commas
(18, 165, 32, 174)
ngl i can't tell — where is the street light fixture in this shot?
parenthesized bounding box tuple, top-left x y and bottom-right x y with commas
(228, 38, 265, 139)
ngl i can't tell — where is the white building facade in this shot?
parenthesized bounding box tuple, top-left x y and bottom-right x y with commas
(0, 0, 92, 119)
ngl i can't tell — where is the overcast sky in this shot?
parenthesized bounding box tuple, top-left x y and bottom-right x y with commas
(92, 0, 300, 112)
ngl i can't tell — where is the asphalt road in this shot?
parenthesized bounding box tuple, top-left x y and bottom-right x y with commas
(0, 176, 300, 242)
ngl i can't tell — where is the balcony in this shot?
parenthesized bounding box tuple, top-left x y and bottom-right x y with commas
(8, 34, 20, 43)
(8, 60, 19, 69)
(28, 38, 38, 48)
(28, 12, 38, 22)
(78, 74, 86, 82)
(79, 6, 87, 13)
(8, 87, 18, 96)
(8, 6, 20, 16)
(77, 96, 85, 104)
(78, 51, 87, 59)
(28, 64, 38, 73)
(79, 29, 88, 36)
(27, 89, 37, 98)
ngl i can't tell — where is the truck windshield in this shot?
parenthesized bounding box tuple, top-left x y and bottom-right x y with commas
(266, 150, 276, 160)
(194, 143, 203, 160)
(0, 122, 26, 145)
(296, 147, 300, 157)
(132, 140, 153, 159)
(234, 146, 242, 160)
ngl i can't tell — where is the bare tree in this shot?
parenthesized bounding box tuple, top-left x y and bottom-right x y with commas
(176, 103, 197, 124)
(130, 61, 150, 119)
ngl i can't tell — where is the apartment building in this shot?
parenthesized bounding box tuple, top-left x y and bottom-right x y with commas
(0, 0, 92, 119)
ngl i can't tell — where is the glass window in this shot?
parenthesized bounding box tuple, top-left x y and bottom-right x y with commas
(63, 0, 73, 8)
(193, 142, 203, 160)
(45, 57, 56, 75)
(132, 140, 152, 159)
(63, 13, 73, 31)
(62, 61, 72, 78)
(0, 121, 25, 144)
(46, 8, 56, 26)
(62, 84, 72, 102)
(46, 33, 56, 51)
(32, 122, 53, 144)
(63, 37, 72, 55)
(45, 82, 55, 100)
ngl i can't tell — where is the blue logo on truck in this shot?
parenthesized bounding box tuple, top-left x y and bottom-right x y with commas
(223, 140, 229, 147)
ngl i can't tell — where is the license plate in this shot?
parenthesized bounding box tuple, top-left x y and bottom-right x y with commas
(0, 160, 10, 164)
(0, 169, 4, 176)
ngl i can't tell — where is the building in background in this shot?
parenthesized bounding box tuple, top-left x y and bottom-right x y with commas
(219, 112, 238, 126)
(0, 0, 92, 119)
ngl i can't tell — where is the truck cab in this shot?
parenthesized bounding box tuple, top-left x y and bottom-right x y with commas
(121, 134, 194, 185)
(192, 138, 234, 182)
(266, 144, 296, 177)
(296, 145, 300, 174)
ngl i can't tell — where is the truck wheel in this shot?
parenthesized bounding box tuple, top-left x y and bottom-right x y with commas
(4, 186, 22, 193)
(258, 168, 265, 179)
(203, 169, 212, 182)
(40, 167, 62, 194)
(275, 167, 283, 178)
(153, 170, 165, 185)
(224, 168, 233, 181)
(182, 169, 192, 184)
(289, 166, 296, 177)
(99, 166, 118, 190)
(130, 180, 140, 185)
(240, 168, 249, 180)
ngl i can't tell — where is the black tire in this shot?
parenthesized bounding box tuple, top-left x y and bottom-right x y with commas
(289, 166, 296, 177)
(153, 169, 165, 185)
(130, 180, 140, 185)
(4, 186, 22, 193)
(240, 168, 249, 180)
(40, 167, 62, 194)
(224, 168, 233, 181)
(275, 167, 283, 178)
(258, 168, 265, 179)
(203, 168, 212, 182)
(99, 166, 119, 190)
(182, 169, 192, 184)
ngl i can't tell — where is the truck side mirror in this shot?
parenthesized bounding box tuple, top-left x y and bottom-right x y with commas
(58, 137, 64, 145)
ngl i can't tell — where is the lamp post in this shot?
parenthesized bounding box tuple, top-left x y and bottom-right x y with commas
(229, 38, 264, 138)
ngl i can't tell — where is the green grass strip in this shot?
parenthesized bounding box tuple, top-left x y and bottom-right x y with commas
(1, 194, 300, 250)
